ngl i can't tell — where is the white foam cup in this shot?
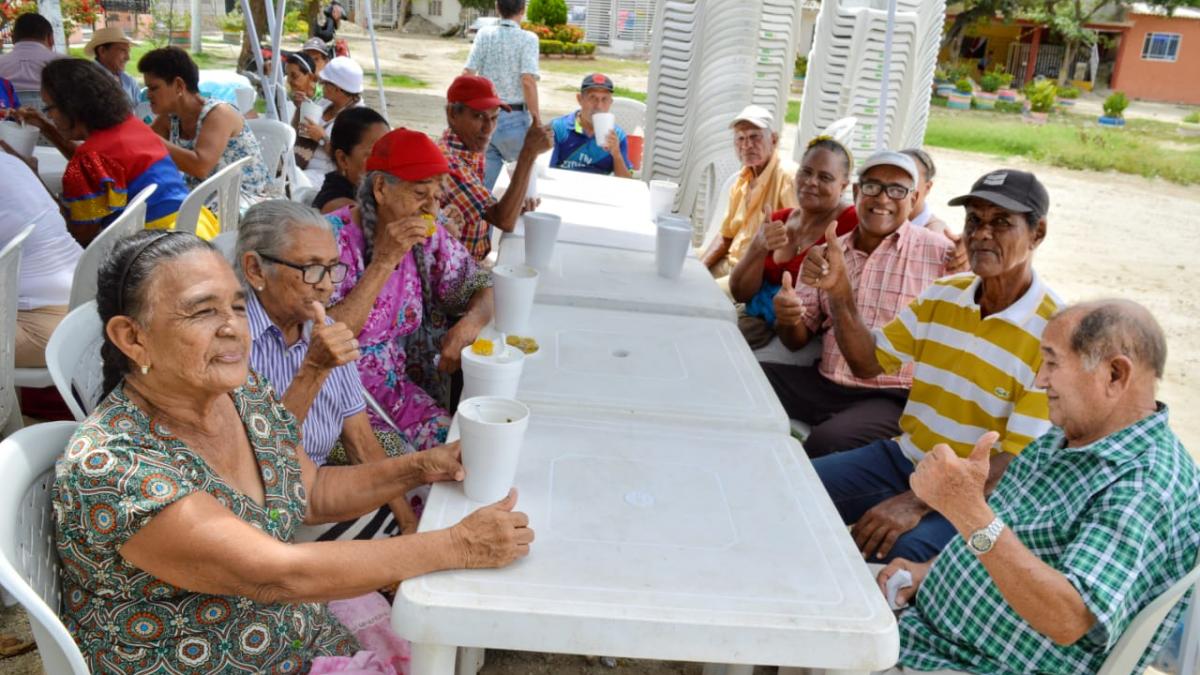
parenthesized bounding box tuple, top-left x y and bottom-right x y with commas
(492, 264, 539, 334)
(458, 396, 530, 503)
(655, 214, 693, 280)
(461, 343, 526, 401)
(522, 211, 561, 270)
(649, 179, 679, 219)
(0, 121, 39, 158)
(592, 111, 615, 146)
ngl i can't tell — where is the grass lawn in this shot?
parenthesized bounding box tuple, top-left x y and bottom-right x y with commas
(380, 73, 427, 88)
(558, 84, 645, 102)
(786, 99, 800, 124)
(924, 106, 1200, 185)
(539, 55, 649, 78)
(68, 41, 235, 77)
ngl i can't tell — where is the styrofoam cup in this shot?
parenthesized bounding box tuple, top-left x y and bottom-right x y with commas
(458, 396, 530, 503)
(461, 343, 526, 401)
(522, 212, 561, 270)
(0, 121, 39, 158)
(492, 264, 539, 334)
(649, 179, 679, 219)
(592, 111, 615, 145)
(300, 101, 323, 125)
(655, 214, 693, 280)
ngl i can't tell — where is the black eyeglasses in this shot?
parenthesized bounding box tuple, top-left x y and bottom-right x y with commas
(860, 180, 914, 200)
(258, 252, 348, 285)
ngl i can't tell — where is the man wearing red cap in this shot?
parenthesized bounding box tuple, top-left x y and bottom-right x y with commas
(438, 74, 553, 261)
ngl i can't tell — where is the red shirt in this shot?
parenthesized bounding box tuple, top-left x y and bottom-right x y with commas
(762, 204, 859, 285)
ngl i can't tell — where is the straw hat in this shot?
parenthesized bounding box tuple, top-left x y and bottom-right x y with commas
(83, 26, 133, 58)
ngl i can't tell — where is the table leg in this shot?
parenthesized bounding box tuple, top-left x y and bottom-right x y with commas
(410, 642, 457, 675)
(456, 647, 484, 675)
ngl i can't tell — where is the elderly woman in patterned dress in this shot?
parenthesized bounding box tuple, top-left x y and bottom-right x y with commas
(325, 128, 494, 451)
(52, 230, 532, 674)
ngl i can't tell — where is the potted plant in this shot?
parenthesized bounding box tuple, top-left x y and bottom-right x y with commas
(1180, 110, 1200, 137)
(995, 70, 1017, 101)
(975, 71, 1002, 110)
(947, 77, 973, 110)
(220, 12, 243, 44)
(934, 62, 962, 97)
(794, 54, 808, 81)
(1099, 91, 1128, 127)
(1057, 85, 1080, 111)
(1024, 79, 1057, 124)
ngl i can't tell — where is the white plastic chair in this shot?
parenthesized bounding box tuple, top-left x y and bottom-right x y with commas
(0, 421, 90, 675)
(68, 184, 158, 310)
(235, 87, 258, 115)
(610, 97, 647, 134)
(700, 170, 740, 250)
(44, 301, 105, 422)
(245, 118, 297, 198)
(212, 231, 239, 264)
(1096, 559, 1200, 675)
(175, 156, 252, 236)
(1, 225, 35, 437)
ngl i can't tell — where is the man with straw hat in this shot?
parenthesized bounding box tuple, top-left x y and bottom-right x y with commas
(84, 26, 139, 105)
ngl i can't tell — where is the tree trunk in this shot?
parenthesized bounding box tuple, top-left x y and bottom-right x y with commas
(305, 0, 322, 34)
(1057, 38, 1078, 85)
(941, 4, 991, 51)
(398, 0, 410, 27)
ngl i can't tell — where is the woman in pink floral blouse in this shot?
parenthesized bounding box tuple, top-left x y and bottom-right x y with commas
(327, 128, 493, 451)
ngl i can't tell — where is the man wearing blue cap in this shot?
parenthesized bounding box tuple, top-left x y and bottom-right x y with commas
(549, 73, 632, 178)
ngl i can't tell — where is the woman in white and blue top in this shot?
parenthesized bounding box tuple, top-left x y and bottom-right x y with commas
(236, 200, 426, 541)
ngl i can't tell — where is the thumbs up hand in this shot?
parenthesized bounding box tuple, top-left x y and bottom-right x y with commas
(762, 212, 790, 252)
(773, 271, 809, 328)
(799, 221, 849, 291)
(910, 431, 1000, 519)
(304, 300, 361, 372)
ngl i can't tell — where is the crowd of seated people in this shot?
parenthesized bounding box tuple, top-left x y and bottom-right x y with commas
(2, 13, 1197, 674)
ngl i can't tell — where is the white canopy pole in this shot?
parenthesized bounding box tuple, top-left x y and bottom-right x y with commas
(191, 0, 203, 52)
(267, 0, 288, 122)
(37, 0, 68, 54)
(875, 0, 897, 151)
(361, 0, 390, 121)
(238, 0, 277, 120)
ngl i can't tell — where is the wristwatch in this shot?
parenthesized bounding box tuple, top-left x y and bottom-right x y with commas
(965, 517, 1006, 556)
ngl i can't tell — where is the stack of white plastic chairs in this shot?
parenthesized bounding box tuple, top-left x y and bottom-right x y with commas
(795, 0, 945, 163)
(643, 0, 804, 240)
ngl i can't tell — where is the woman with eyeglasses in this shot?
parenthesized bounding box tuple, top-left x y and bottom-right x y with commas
(236, 199, 426, 539)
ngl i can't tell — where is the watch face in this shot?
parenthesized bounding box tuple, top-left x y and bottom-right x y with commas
(970, 532, 993, 553)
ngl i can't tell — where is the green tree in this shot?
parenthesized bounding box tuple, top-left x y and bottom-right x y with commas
(458, 0, 493, 33)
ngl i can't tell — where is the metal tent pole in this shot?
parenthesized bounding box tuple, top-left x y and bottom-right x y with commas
(361, 0, 390, 121)
(238, 0, 277, 119)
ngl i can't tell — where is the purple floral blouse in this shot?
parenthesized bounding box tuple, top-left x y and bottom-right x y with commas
(327, 205, 490, 449)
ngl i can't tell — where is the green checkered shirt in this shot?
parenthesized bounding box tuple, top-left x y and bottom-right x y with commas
(899, 404, 1200, 674)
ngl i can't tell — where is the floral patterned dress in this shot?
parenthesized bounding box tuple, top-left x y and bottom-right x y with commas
(53, 372, 359, 674)
(327, 205, 490, 451)
(169, 98, 274, 201)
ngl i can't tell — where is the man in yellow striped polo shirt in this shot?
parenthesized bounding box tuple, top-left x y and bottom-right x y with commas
(799, 169, 1061, 563)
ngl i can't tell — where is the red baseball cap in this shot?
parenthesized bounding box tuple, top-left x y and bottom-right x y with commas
(364, 128, 450, 181)
(447, 75, 511, 112)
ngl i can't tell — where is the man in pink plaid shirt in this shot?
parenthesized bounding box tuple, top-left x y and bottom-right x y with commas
(762, 150, 959, 457)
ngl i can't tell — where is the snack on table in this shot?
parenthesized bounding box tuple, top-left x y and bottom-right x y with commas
(422, 213, 437, 238)
(470, 338, 495, 356)
(505, 334, 540, 355)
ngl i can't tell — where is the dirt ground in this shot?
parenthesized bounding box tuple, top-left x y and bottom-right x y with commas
(2, 29, 1197, 675)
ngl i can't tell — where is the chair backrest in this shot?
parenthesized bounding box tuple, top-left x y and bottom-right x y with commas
(235, 87, 258, 115)
(1, 225, 34, 437)
(245, 118, 296, 197)
(211, 231, 239, 264)
(1096, 558, 1200, 675)
(610, 97, 647, 134)
(175, 156, 252, 236)
(44, 301, 105, 422)
(0, 421, 89, 675)
(68, 184, 157, 310)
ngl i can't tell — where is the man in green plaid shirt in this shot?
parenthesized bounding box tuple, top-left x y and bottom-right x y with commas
(875, 300, 1200, 674)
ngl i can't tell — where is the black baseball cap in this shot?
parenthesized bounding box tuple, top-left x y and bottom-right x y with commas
(948, 169, 1049, 217)
(580, 72, 615, 93)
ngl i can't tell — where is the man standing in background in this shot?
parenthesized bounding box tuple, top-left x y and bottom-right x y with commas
(463, 0, 541, 190)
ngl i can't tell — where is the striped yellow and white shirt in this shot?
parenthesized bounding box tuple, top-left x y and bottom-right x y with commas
(873, 271, 1061, 463)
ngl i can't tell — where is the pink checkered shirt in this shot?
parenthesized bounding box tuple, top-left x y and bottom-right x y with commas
(797, 222, 955, 389)
(437, 129, 496, 261)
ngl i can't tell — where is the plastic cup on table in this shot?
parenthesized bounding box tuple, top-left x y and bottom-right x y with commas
(492, 264, 539, 335)
(0, 121, 39, 158)
(299, 101, 324, 135)
(460, 343, 526, 401)
(649, 179, 679, 220)
(522, 212, 561, 270)
(457, 396, 530, 503)
(655, 214, 693, 280)
(591, 112, 615, 146)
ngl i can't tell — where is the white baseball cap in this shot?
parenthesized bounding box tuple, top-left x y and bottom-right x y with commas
(730, 104, 774, 130)
(320, 56, 363, 95)
(857, 150, 920, 188)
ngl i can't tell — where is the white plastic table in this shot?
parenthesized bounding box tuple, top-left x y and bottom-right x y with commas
(501, 304, 788, 433)
(495, 237, 735, 322)
(393, 413, 899, 674)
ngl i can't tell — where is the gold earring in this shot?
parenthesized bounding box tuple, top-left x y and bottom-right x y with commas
(256, 286, 264, 291)
(140, 364, 150, 375)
